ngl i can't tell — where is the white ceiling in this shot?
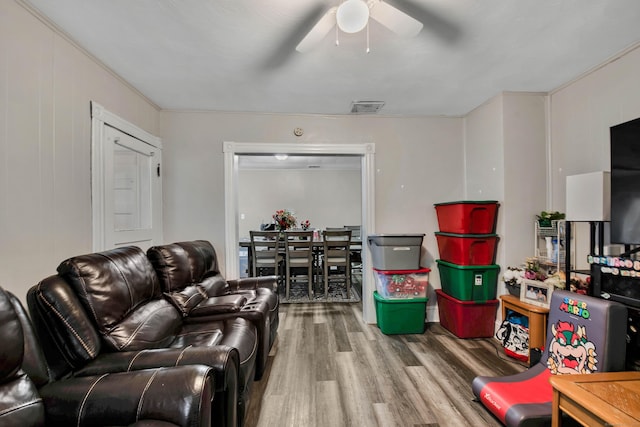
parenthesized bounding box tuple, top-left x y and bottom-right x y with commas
(24, 0, 640, 116)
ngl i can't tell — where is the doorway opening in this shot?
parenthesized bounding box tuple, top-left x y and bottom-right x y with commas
(223, 142, 376, 323)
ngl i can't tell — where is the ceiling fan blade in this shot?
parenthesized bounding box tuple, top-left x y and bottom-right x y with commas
(385, 0, 462, 43)
(369, 1, 423, 38)
(296, 7, 337, 53)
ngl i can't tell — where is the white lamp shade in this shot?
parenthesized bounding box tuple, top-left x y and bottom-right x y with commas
(336, 0, 370, 33)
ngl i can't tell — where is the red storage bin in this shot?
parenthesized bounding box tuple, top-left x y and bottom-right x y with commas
(434, 200, 499, 234)
(435, 289, 498, 338)
(435, 232, 499, 265)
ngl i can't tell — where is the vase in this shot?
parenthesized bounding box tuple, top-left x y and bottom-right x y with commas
(506, 282, 521, 297)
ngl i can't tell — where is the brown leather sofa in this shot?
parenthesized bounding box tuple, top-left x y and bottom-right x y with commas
(0, 285, 214, 427)
(27, 246, 259, 427)
(146, 240, 279, 380)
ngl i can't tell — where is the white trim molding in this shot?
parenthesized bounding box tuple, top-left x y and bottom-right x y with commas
(223, 141, 377, 323)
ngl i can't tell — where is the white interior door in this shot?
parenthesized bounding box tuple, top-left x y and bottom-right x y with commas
(105, 126, 161, 249)
(91, 102, 163, 252)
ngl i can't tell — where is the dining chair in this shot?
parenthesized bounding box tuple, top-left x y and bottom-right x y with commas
(343, 225, 363, 275)
(249, 230, 283, 284)
(283, 230, 315, 300)
(322, 229, 352, 299)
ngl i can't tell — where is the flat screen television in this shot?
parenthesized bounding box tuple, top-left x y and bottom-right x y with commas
(610, 117, 640, 245)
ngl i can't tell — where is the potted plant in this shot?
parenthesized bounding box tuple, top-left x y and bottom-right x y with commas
(502, 266, 525, 296)
(536, 211, 565, 228)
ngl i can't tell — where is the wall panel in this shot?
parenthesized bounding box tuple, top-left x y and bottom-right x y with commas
(0, 1, 159, 301)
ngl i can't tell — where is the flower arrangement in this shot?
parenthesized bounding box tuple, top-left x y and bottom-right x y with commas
(503, 257, 567, 297)
(503, 266, 525, 296)
(273, 209, 296, 231)
(300, 220, 310, 231)
(503, 266, 525, 287)
(523, 258, 548, 282)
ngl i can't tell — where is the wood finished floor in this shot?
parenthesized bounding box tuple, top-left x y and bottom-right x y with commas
(245, 302, 527, 427)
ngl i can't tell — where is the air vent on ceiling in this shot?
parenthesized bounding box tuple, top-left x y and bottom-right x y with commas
(350, 101, 385, 114)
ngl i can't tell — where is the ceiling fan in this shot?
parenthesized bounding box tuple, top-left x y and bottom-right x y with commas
(296, 0, 424, 53)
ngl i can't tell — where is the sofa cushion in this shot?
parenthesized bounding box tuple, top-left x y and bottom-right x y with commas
(147, 240, 221, 293)
(27, 276, 102, 371)
(0, 287, 24, 382)
(175, 240, 220, 276)
(106, 299, 182, 351)
(57, 246, 182, 352)
(147, 244, 193, 292)
(57, 246, 164, 333)
(0, 287, 46, 427)
(164, 285, 207, 316)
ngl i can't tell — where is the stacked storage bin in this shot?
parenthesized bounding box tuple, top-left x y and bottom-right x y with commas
(368, 234, 429, 335)
(434, 201, 501, 338)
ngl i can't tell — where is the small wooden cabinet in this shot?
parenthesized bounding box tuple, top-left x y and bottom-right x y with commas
(500, 294, 550, 364)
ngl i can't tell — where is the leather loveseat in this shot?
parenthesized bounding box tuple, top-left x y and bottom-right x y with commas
(147, 240, 279, 380)
(27, 246, 259, 427)
(0, 285, 215, 427)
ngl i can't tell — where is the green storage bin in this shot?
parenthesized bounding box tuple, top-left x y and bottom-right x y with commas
(436, 259, 500, 301)
(373, 291, 427, 335)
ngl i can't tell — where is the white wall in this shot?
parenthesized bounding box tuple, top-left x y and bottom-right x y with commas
(464, 96, 505, 201)
(549, 44, 640, 267)
(237, 168, 362, 239)
(0, 1, 160, 301)
(502, 93, 548, 269)
(464, 92, 547, 299)
(159, 112, 465, 320)
(550, 44, 640, 210)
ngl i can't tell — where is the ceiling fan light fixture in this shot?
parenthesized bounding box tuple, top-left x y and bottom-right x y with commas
(336, 0, 370, 34)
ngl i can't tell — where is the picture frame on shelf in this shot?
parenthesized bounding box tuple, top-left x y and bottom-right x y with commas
(520, 278, 554, 309)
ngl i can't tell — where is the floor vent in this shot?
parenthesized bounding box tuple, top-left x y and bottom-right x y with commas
(350, 101, 385, 114)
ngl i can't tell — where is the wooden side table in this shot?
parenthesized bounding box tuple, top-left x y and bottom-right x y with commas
(499, 294, 550, 363)
(550, 372, 640, 426)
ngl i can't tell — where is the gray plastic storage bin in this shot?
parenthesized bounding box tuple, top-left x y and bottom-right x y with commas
(368, 234, 424, 270)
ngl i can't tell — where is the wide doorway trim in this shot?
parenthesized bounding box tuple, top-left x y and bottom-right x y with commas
(223, 142, 376, 323)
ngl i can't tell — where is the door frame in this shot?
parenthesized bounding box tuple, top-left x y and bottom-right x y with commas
(91, 101, 163, 251)
(223, 141, 377, 323)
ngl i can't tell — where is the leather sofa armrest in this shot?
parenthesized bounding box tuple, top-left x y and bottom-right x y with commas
(39, 365, 214, 427)
(74, 346, 239, 427)
(227, 276, 278, 293)
(190, 295, 248, 316)
(74, 345, 239, 394)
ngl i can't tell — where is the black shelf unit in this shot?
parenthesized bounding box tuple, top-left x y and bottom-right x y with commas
(563, 220, 606, 293)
